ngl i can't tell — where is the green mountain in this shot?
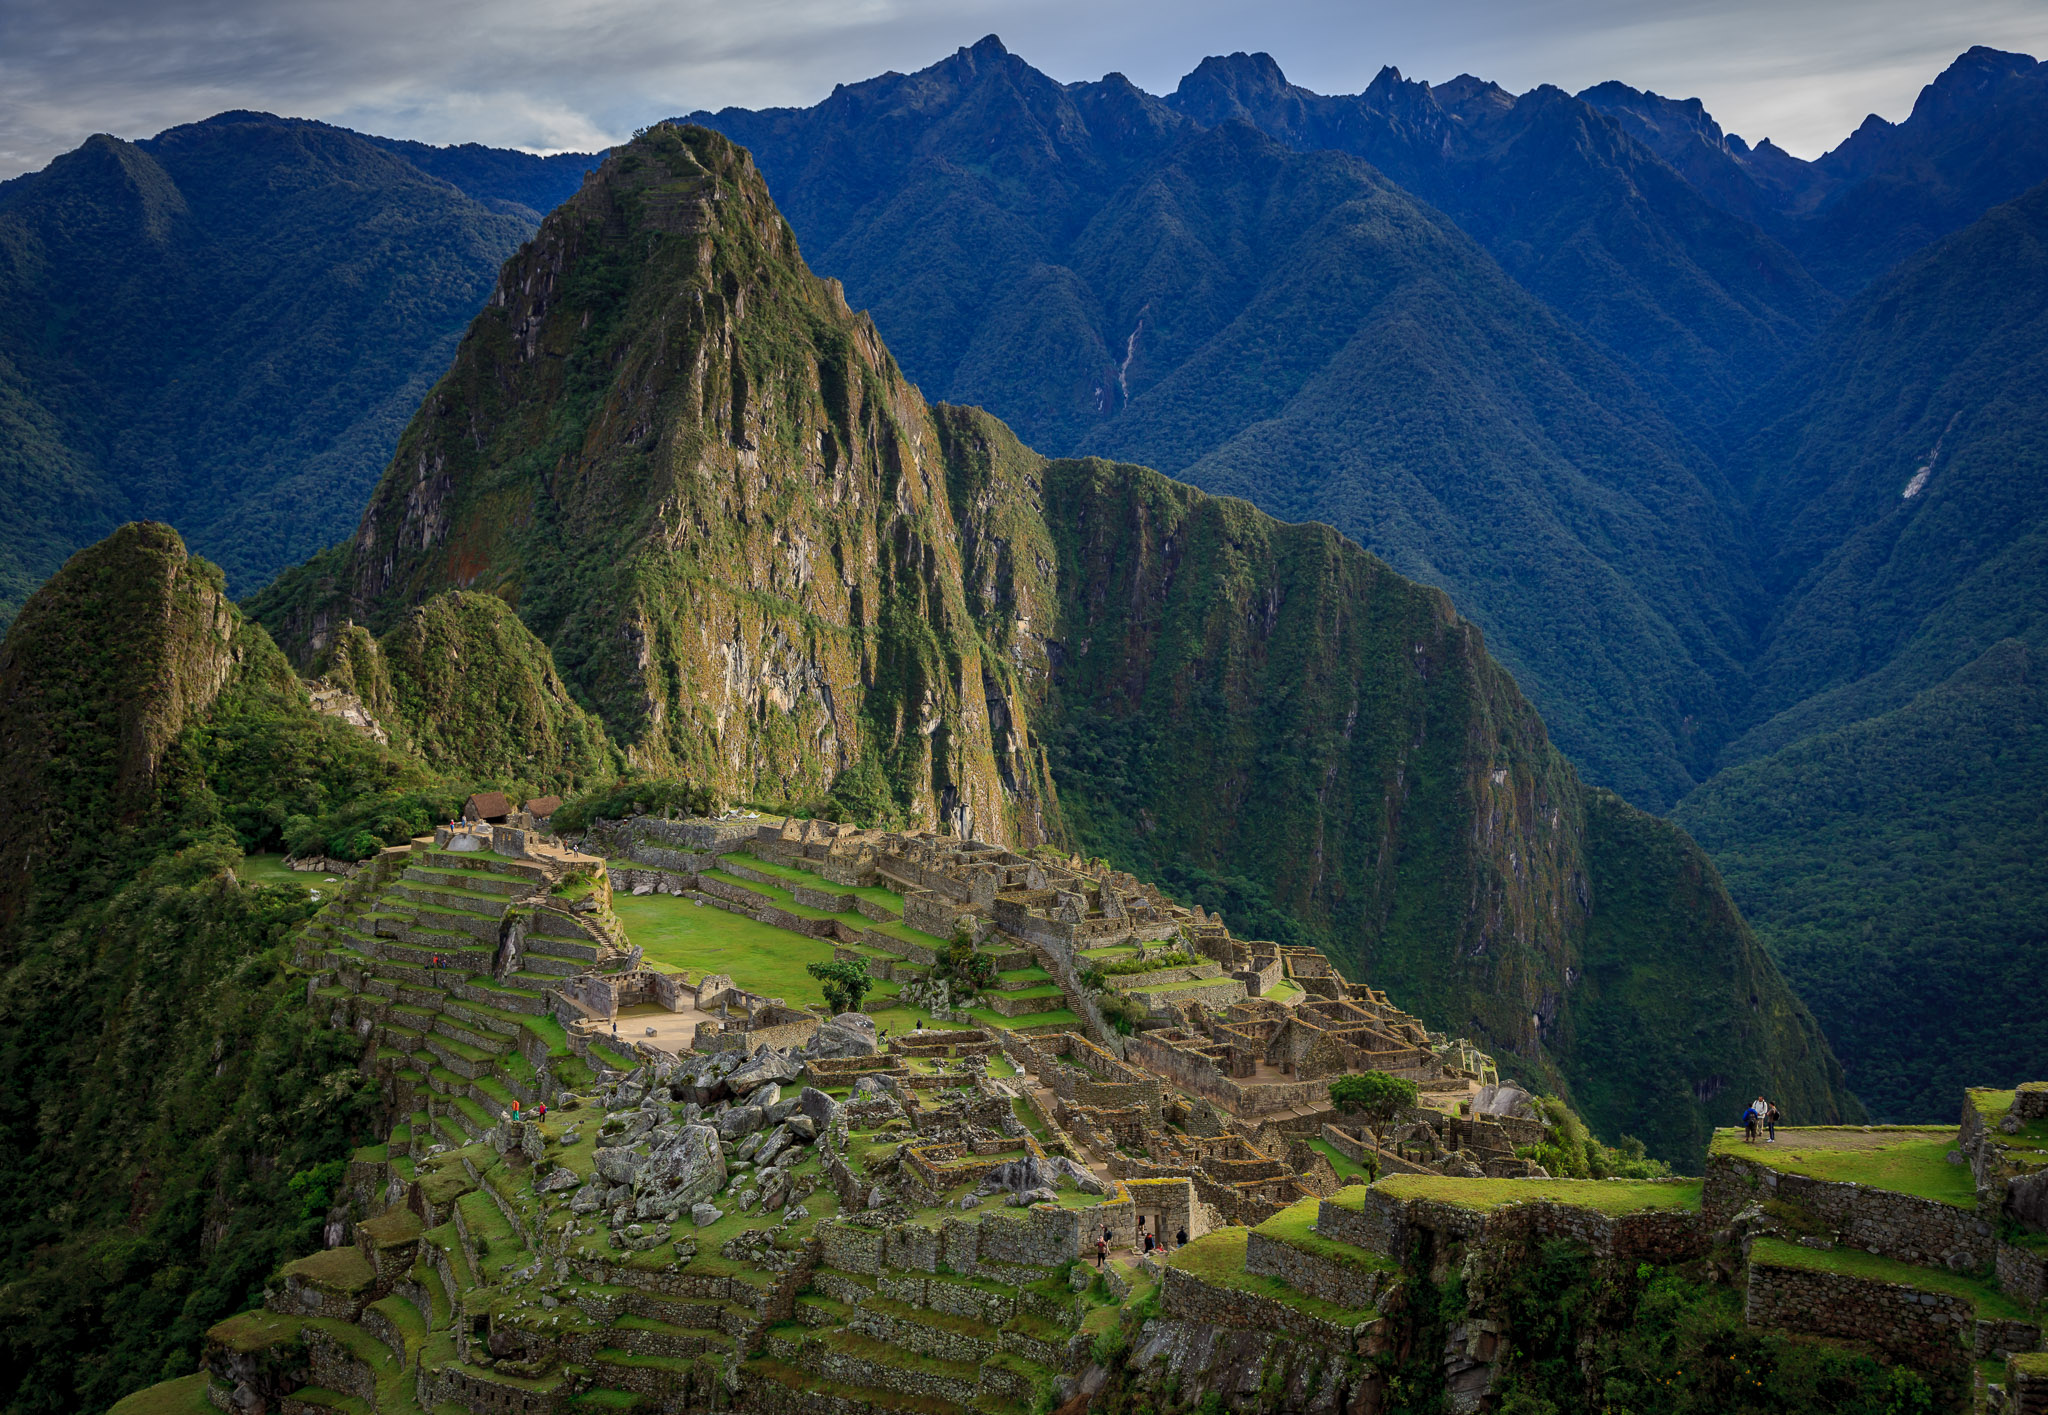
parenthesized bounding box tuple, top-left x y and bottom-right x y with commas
(693, 47, 1768, 809)
(0, 113, 579, 631)
(0, 524, 418, 1413)
(1676, 639, 2047, 1120)
(1667, 177, 2048, 1118)
(254, 123, 1852, 1162)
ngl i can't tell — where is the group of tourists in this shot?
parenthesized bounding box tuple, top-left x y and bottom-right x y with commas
(1093, 1215, 1189, 1267)
(1742, 1095, 1782, 1142)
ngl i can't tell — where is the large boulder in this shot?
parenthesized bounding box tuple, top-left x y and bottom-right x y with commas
(808, 1012, 881, 1058)
(754, 1124, 797, 1169)
(717, 1105, 765, 1140)
(593, 1143, 653, 1187)
(727, 1046, 802, 1095)
(632, 1124, 727, 1209)
(796, 1085, 841, 1133)
(741, 1081, 782, 1112)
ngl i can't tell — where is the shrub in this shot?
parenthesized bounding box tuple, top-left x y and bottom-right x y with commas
(806, 958, 874, 1015)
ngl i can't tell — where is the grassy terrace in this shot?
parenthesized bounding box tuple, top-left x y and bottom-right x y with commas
(1748, 1238, 2035, 1323)
(1166, 1227, 1377, 1327)
(1257, 1197, 1399, 1272)
(613, 892, 837, 1006)
(725, 852, 909, 917)
(1710, 1127, 1975, 1207)
(1970, 1089, 2048, 1153)
(241, 852, 343, 899)
(699, 870, 950, 953)
(1307, 1138, 1373, 1185)
(108, 1373, 213, 1415)
(1357, 1175, 1704, 1215)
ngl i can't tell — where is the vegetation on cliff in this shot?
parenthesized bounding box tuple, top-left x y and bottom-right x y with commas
(250, 128, 1852, 1162)
(0, 526, 413, 1414)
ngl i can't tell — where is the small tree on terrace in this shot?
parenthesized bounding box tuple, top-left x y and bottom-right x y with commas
(806, 957, 873, 1015)
(1329, 1070, 1419, 1150)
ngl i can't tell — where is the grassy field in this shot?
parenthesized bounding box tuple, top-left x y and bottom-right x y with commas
(239, 852, 342, 898)
(1359, 1175, 1704, 1215)
(1166, 1227, 1378, 1326)
(1710, 1127, 1975, 1207)
(1254, 1197, 1399, 1271)
(726, 853, 908, 916)
(107, 1374, 214, 1415)
(1307, 1138, 1373, 1185)
(613, 893, 838, 1007)
(1748, 1237, 2033, 1322)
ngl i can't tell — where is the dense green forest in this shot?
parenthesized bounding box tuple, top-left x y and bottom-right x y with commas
(0, 114, 595, 632)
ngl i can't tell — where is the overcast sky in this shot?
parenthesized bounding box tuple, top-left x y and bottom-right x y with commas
(4, 0, 2046, 181)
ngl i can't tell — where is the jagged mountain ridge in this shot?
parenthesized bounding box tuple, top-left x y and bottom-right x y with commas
(686, 38, 1774, 809)
(253, 123, 1853, 1160)
(1584, 46, 2048, 294)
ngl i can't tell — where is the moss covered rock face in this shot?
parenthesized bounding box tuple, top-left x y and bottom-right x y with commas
(251, 123, 1853, 1161)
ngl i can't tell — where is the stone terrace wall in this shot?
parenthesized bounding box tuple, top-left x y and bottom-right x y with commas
(1705, 1152, 1997, 1268)
(1244, 1231, 1391, 1310)
(1744, 1258, 1970, 1371)
(1322, 1188, 1708, 1265)
(1161, 1264, 1368, 1354)
(1999, 1241, 2048, 1308)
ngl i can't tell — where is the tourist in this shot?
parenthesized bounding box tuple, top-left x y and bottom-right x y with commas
(1743, 1103, 1758, 1143)
(1175, 1227, 1187, 1249)
(1143, 1231, 1155, 1257)
(1765, 1100, 1780, 1142)
(1095, 1237, 1107, 1269)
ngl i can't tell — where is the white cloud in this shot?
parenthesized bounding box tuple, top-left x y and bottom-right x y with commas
(1, 0, 2043, 178)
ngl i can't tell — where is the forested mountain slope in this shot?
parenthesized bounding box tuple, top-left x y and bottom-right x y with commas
(0, 113, 596, 632)
(1667, 178, 2048, 1119)
(253, 122, 1853, 1162)
(687, 37, 1771, 808)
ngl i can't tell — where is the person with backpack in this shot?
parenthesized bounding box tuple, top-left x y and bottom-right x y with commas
(1743, 1103, 1758, 1143)
(1765, 1100, 1780, 1142)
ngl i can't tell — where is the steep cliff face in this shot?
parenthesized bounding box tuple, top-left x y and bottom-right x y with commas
(936, 409, 1850, 1158)
(253, 125, 1852, 1159)
(253, 125, 1050, 841)
(314, 591, 621, 791)
(0, 523, 241, 930)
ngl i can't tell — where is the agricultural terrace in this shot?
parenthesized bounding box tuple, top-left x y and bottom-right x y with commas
(1709, 1126, 1976, 1207)
(1356, 1174, 1705, 1215)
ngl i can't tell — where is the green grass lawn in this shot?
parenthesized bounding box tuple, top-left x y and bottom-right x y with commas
(1255, 1197, 1398, 1271)
(1710, 1127, 1975, 1207)
(1748, 1237, 2033, 1322)
(1307, 1138, 1373, 1185)
(865, 1007, 979, 1037)
(1265, 978, 1305, 1003)
(1166, 1227, 1377, 1326)
(108, 1374, 215, 1415)
(1365, 1174, 1704, 1215)
(613, 892, 837, 1007)
(726, 853, 909, 916)
(240, 852, 342, 898)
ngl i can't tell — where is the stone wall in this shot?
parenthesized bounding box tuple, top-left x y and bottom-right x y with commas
(1705, 1152, 1997, 1268)
(1744, 1257, 1970, 1372)
(1244, 1231, 1391, 1311)
(1323, 1188, 1708, 1266)
(1998, 1241, 2048, 1309)
(1161, 1265, 1368, 1355)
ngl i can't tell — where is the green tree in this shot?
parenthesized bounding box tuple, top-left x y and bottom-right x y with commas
(806, 958, 874, 1015)
(1329, 1070, 1419, 1149)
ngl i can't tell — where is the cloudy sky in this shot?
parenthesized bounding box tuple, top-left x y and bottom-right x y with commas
(4, 0, 2046, 180)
